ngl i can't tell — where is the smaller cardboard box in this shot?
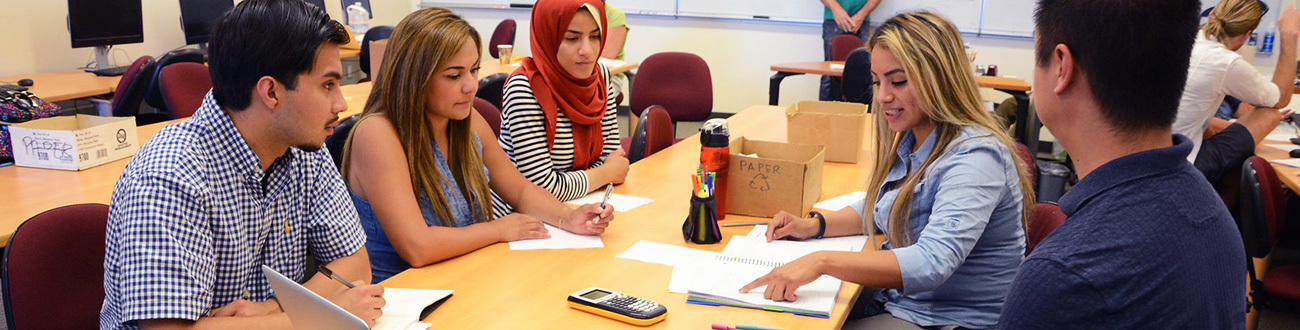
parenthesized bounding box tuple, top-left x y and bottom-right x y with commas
(8, 115, 139, 171)
(726, 137, 825, 218)
(786, 100, 868, 163)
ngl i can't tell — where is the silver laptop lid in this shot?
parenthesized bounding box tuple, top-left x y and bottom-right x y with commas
(262, 265, 368, 330)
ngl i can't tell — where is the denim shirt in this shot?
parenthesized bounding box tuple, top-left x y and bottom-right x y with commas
(849, 125, 1025, 329)
(351, 136, 489, 283)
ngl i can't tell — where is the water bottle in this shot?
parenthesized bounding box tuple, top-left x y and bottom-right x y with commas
(699, 119, 730, 220)
(346, 2, 370, 35)
(1262, 24, 1276, 54)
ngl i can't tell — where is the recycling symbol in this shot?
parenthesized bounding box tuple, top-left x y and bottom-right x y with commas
(749, 173, 771, 192)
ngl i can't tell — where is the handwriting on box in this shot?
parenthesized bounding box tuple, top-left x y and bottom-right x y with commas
(21, 136, 74, 162)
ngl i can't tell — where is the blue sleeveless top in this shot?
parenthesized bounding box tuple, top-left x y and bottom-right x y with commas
(351, 136, 489, 283)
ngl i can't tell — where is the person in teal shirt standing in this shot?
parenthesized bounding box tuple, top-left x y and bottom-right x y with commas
(822, 0, 880, 101)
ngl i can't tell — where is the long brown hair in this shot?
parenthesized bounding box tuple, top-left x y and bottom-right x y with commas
(342, 7, 491, 226)
(864, 11, 1035, 247)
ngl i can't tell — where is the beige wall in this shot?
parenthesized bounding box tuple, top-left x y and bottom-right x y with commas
(0, 0, 417, 78)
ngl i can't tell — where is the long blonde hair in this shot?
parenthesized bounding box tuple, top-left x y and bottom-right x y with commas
(342, 7, 491, 226)
(1204, 0, 1265, 43)
(863, 11, 1035, 247)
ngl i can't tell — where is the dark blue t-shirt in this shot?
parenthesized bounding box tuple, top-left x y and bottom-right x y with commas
(999, 134, 1246, 329)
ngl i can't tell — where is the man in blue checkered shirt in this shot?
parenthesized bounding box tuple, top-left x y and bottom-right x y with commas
(100, 0, 385, 329)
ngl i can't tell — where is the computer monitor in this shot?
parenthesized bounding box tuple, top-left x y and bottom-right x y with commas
(179, 0, 234, 46)
(68, 0, 144, 70)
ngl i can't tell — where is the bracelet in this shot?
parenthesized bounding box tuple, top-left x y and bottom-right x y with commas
(810, 211, 826, 239)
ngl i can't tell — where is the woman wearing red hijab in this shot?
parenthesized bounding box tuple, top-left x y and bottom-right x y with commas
(492, 0, 627, 216)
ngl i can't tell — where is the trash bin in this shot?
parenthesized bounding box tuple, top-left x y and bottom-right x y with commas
(1036, 160, 1070, 203)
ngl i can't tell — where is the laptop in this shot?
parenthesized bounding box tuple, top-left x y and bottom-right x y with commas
(263, 265, 369, 330)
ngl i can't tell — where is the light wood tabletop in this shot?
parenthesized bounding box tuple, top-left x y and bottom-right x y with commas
(0, 69, 123, 103)
(380, 104, 876, 329)
(0, 82, 372, 246)
(478, 57, 640, 78)
(1257, 135, 1300, 190)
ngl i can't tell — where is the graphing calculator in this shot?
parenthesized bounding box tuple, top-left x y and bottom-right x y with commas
(567, 287, 667, 326)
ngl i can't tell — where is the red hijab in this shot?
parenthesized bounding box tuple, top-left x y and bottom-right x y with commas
(514, 0, 608, 170)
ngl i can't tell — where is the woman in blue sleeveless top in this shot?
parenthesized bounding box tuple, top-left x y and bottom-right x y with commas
(340, 8, 615, 283)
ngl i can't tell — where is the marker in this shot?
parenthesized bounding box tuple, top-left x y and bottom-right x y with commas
(711, 324, 735, 330)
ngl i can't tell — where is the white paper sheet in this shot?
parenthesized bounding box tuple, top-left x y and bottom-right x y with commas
(1271, 158, 1300, 168)
(813, 191, 866, 211)
(1265, 133, 1297, 142)
(829, 63, 845, 70)
(1265, 143, 1298, 151)
(404, 323, 431, 330)
(747, 226, 869, 252)
(616, 240, 718, 267)
(371, 289, 453, 330)
(564, 191, 654, 212)
(508, 224, 604, 250)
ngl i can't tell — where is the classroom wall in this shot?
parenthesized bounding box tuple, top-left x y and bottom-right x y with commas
(0, 0, 416, 78)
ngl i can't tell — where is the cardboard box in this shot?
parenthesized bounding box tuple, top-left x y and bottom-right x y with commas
(8, 115, 138, 171)
(726, 137, 825, 217)
(786, 100, 868, 163)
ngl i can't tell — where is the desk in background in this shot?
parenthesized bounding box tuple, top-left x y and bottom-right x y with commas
(0, 82, 373, 247)
(476, 57, 640, 78)
(0, 69, 122, 103)
(769, 61, 1038, 159)
(381, 104, 872, 329)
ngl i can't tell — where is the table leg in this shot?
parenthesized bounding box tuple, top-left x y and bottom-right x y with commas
(769, 72, 803, 106)
(1001, 90, 1039, 156)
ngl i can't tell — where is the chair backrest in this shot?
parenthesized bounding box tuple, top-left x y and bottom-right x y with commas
(360, 26, 395, 77)
(144, 48, 207, 112)
(629, 52, 713, 122)
(841, 47, 873, 106)
(830, 34, 865, 62)
(111, 56, 157, 117)
(628, 105, 674, 163)
(325, 115, 361, 170)
(159, 62, 213, 119)
(476, 72, 510, 111)
(1241, 155, 1284, 258)
(488, 19, 517, 59)
(474, 97, 502, 137)
(1026, 202, 1065, 256)
(1014, 142, 1036, 189)
(2, 203, 110, 330)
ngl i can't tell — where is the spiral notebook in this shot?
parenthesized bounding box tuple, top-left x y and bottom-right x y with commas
(684, 236, 854, 318)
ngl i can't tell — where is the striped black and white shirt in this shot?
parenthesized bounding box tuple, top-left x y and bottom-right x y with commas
(491, 64, 619, 217)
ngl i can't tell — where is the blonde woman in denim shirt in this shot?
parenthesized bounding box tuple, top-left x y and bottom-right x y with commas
(741, 11, 1035, 330)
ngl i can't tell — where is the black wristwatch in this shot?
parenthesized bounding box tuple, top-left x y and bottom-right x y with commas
(809, 211, 826, 239)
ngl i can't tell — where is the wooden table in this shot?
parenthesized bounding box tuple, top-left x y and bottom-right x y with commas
(381, 104, 874, 329)
(0, 69, 123, 102)
(1257, 136, 1300, 189)
(769, 60, 1040, 158)
(0, 82, 373, 247)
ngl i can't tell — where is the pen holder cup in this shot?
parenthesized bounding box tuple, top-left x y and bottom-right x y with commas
(682, 195, 722, 244)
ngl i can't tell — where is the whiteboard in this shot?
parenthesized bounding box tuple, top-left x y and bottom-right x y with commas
(871, 0, 983, 34)
(607, 0, 675, 17)
(421, 0, 521, 9)
(980, 0, 1034, 37)
(676, 0, 822, 23)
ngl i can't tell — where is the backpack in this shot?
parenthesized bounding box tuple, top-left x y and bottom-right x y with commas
(0, 85, 61, 161)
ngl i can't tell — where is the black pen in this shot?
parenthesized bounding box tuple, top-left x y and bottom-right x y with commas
(318, 265, 355, 288)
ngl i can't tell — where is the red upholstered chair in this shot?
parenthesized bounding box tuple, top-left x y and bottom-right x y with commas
(1014, 142, 1036, 189)
(158, 62, 212, 119)
(830, 34, 864, 62)
(474, 97, 502, 137)
(359, 25, 395, 83)
(111, 55, 154, 110)
(1026, 202, 1065, 255)
(488, 19, 517, 59)
(111, 55, 174, 125)
(625, 105, 674, 163)
(1239, 156, 1300, 314)
(476, 73, 510, 112)
(629, 52, 712, 124)
(2, 203, 110, 330)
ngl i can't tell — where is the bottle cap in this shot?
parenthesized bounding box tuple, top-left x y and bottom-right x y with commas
(700, 118, 729, 147)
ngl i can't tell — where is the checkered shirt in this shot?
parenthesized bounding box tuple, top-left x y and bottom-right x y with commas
(100, 91, 365, 330)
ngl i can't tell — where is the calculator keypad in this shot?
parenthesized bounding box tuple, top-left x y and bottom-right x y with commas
(604, 294, 665, 319)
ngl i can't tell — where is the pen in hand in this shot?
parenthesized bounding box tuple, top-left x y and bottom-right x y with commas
(318, 265, 356, 289)
(593, 183, 614, 225)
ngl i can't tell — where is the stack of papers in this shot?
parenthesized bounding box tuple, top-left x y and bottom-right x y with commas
(683, 236, 855, 318)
